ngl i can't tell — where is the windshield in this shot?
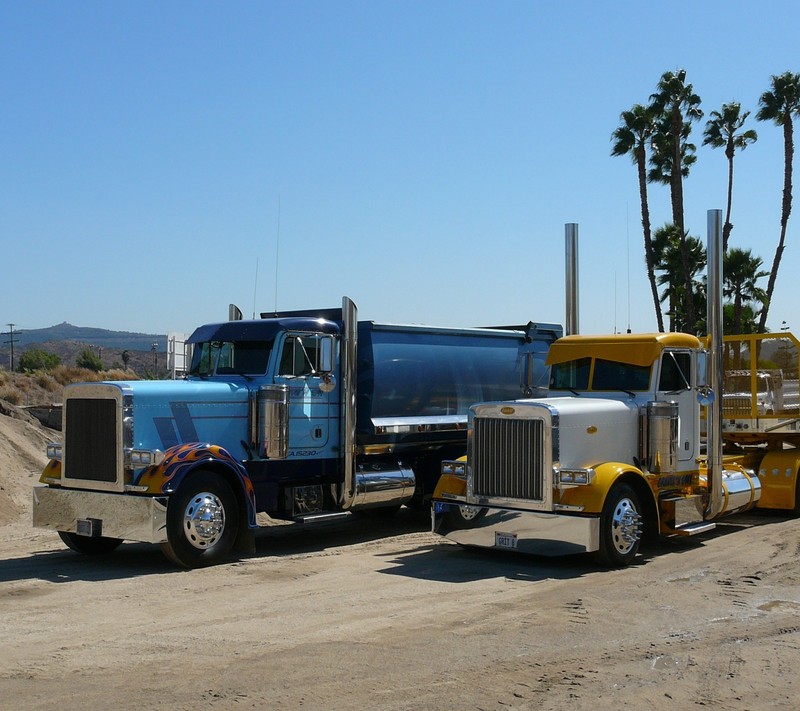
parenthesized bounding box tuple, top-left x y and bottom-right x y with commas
(189, 340, 272, 377)
(550, 357, 651, 392)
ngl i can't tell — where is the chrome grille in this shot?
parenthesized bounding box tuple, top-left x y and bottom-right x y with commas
(64, 398, 119, 484)
(472, 416, 546, 501)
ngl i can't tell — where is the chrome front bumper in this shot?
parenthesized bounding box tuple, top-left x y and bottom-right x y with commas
(32, 487, 169, 544)
(433, 504, 600, 557)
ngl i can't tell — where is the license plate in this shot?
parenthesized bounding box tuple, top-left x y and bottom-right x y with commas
(495, 531, 518, 549)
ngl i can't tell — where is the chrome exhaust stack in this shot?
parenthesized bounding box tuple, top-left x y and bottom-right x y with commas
(706, 209, 724, 518)
(340, 296, 358, 509)
(565, 223, 579, 336)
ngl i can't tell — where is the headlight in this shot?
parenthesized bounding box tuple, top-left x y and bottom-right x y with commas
(441, 460, 466, 478)
(556, 468, 596, 486)
(46, 443, 63, 461)
(125, 449, 165, 468)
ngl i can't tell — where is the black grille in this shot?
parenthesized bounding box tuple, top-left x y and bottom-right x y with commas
(65, 398, 118, 483)
(472, 417, 546, 501)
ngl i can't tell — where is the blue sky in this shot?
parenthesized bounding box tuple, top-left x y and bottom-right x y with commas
(2, 1, 800, 338)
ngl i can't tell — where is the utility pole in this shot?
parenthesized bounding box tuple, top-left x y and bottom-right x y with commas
(151, 342, 158, 378)
(3, 324, 18, 371)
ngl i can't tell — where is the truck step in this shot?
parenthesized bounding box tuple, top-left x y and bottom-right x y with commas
(294, 511, 353, 524)
(670, 521, 716, 536)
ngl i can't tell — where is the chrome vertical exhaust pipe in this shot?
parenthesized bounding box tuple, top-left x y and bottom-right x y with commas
(565, 223, 579, 336)
(706, 209, 724, 518)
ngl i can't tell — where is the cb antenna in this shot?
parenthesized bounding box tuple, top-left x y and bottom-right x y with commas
(274, 195, 281, 312)
(252, 257, 259, 319)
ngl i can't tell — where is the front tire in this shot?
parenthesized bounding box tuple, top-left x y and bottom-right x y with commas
(594, 483, 642, 567)
(161, 471, 239, 568)
(443, 504, 487, 529)
(58, 531, 123, 555)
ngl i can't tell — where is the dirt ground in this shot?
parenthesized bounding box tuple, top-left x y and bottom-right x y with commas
(1, 411, 799, 710)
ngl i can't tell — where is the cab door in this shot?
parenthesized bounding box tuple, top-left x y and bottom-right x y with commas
(657, 349, 697, 469)
(274, 332, 338, 454)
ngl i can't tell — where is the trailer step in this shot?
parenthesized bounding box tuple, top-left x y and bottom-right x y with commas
(671, 521, 716, 536)
(294, 512, 353, 524)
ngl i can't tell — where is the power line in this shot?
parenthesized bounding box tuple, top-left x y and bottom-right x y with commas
(2, 323, 19, 371)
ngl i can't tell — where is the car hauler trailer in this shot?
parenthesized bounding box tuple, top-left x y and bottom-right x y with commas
(433, 212, 800, 566)
(32, 297, 560, 567)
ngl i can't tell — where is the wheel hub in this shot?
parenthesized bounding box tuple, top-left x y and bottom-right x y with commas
(611, 498, 642, 554)
(183, 492, 226, 549)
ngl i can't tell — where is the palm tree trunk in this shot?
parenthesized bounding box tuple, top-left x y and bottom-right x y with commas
(671, 106, 695, 332)
(758, 116, 794, 332)
(637, 147, 664, 332)
(723, 143, 734, 252)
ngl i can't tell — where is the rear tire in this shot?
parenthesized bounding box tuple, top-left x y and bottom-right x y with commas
(58, 531, 123, 555)
(160, 471, 239, 568)
(594, 483, 642, 567)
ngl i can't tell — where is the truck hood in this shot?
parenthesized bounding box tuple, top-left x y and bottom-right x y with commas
(66, 379, 251, 457)
(473, 396, 641, 470)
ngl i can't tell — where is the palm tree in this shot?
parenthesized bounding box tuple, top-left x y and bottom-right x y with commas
(611, 104, 664, 332)
(649, 70, 704, 333)
(652, 223, 706, 333)
(703, 103, 758, 252)
(756, 71, 800, 333)
(723, 248, 768, 334)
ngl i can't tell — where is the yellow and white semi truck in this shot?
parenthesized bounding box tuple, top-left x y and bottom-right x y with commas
(432, 212, 800, 566)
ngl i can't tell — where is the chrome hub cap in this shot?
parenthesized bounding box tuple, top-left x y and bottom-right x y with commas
(611, 497, 642, 555)
(459, 504, 482, 521)
(183, 492, 225, 549)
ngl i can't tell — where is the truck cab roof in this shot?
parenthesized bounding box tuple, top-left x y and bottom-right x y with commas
(547, 332, 702, 368)
(187, 317, 341, 344)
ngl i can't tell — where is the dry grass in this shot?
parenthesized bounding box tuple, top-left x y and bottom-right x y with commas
(0, 367, 140, 408)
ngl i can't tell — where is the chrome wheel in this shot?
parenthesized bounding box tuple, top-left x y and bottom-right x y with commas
(610, 496, 642, 556)
(182, 491, 226, 549)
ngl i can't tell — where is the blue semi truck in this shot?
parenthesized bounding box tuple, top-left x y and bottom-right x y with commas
(32, 297, 560, 567)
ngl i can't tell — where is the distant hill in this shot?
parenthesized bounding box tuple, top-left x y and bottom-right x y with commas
(13, 323, 167, 351)
(0, 324, 188, 377)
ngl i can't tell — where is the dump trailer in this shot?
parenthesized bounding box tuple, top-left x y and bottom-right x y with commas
(32, 297, 560, 567)
(433, 211, 800, 566)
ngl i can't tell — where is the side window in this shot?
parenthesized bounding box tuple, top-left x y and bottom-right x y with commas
(550, 357, 590, 390)
(659, 352, 692, 391)
(279, 335, 323, 376)
(593, 359, 652, 391)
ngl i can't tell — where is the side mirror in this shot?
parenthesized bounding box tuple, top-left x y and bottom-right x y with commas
(319, 335, 334, 373)
(697, 386, 714, 407)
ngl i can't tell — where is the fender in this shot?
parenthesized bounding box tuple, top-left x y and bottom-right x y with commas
(39, 458, 62, 483)
(755, 450, 800, 510)
(137, 442, 257, 527)
(558, 461, 657, 515)
(433, 455, 468, 501)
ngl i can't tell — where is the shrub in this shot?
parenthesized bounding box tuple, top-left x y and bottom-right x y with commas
(19, 348, 61, 373)
(76, 348, 103, 372)
(0, 386, 22, 405)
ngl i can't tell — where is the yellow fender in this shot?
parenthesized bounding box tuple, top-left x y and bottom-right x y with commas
(433, 455, 467, 501)
(39, 459, 61, 483)
(559, 462, 657, 515)
(756, 450, 800, 511)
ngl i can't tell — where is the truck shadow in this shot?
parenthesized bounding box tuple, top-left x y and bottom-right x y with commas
(2, 509, 789, 586)
(377, 510, 797, 584)
(0, 507, 433, 585)
(376, 542, 607, 583)
(0, 543, 179, 584)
